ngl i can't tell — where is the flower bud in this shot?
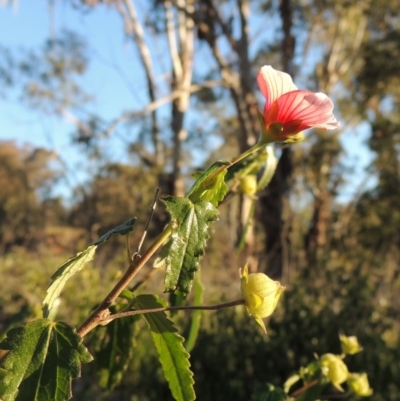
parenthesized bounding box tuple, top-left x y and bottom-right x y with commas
(339, 334, 363, 355)
(347, 373, 373, 397)
(239, 175, 258, 196)
(240, 264, 285, 333)
(320, 353, 348, 391)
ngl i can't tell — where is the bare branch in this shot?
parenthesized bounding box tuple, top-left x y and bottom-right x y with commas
(117, 0, 161, 163)
(164, 0, 183, 79)
(103, 80, 225, 136)
(102, 299, 246, 322)
(337, 13, 367, 78)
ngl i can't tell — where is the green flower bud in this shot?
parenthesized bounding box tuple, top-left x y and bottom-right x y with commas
(339, 334, 363, 355)
(239, 175, 258, 196)
(320, 353, 348, 391)
(240, 264, 285, 333)
(347, 373, 373, 397)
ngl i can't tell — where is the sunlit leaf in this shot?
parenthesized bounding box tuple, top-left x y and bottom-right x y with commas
(154, 196, 219, 294)
(133, 294, 195, 401)
(42, 245, 97, 318)
(187, 160, 230, 206)
(0, 319, 92, 401)
(43, 217, 136, 318)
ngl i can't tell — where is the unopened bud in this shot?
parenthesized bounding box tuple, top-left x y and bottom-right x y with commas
(339, 334, 363, 355)
(320, 353, 348, 391)
(240, 264, 285, 333)
(347, 373, 373, 397)
(239, 175, 258, 196)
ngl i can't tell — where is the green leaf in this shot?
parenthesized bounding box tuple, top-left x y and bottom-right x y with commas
(42, 245, 97, 318)
(168, 290, 187, 315)
(184, 274, 204, 353)
(133, 294, 195, 401)
(93, 217, 136, 245)
(42, 217, 136, 318)
(0, 319, 93, 401)
(92, 307, 140, 391)
(187, 160, 230, 206)
(251, 383, 288, 401)
(155, 196, 219, 294)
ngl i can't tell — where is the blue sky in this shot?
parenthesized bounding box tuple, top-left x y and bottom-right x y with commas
(0, 1, 375, 201)
(0, 1, 181, 195)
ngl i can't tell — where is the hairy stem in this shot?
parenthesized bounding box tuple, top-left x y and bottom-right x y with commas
(77, 224, 172, 337)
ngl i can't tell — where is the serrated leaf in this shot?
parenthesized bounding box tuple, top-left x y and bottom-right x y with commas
(42, 245, 97, 318)
(42, 218, 136, 319)
(156, 196, 219, 294)
(93, 217, 136, 245)
(133, 294, 195, 401)
(187, 160, 230, 206)
(0, 319, 93, 401)
(92, 307, 139, 391)
(251, 383, 288, 401)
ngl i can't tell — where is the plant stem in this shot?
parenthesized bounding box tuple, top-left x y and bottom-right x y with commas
(77, 144, 263, 338)
(230, 141, 265, 166)
(125, 234, 132, 263)
(77, 224, 173, 337)
(100, 299, 246, 322)
(193, 141, 265, 192)
(289, 379, 319, 398)
(216, 141, 265, 177)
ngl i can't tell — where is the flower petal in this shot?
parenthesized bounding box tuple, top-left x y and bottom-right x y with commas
(275, 90, 340, 130)
(257, 66, 298, 111)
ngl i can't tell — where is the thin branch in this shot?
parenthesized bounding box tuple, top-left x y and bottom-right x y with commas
(101, 299, 246, 322)
(164, 0, 183, 79)
(77, 224, 173, 337)
(117, 0, 161, 163)
(337, 13, 367, 78)
(103, 80, 226, 136)
(130, 265, 159, 292)
(135, 188, 160, 256)
(289, 379, 319, 398)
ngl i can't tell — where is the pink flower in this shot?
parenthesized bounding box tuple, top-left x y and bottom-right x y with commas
(256, 66, 340, 143)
